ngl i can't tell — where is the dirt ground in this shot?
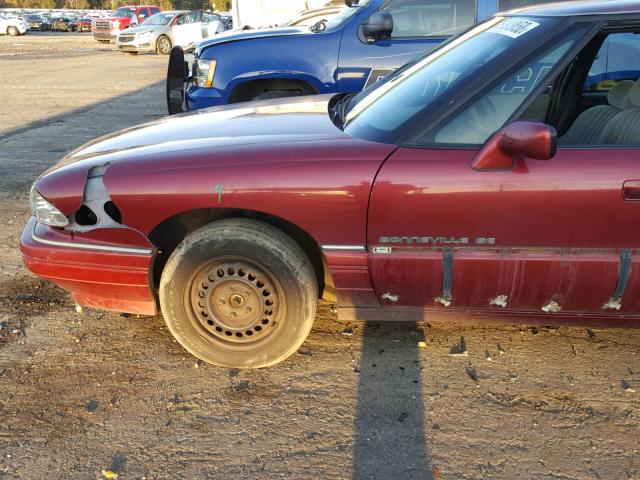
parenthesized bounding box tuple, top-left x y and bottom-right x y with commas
(0, 32, 639, 480)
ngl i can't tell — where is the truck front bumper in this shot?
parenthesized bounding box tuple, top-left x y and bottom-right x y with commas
(185, 85, 226, 111)
(92, 30, 119, 41)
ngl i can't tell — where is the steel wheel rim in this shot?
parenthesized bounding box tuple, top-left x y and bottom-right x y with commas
(186, 256, 285, 349)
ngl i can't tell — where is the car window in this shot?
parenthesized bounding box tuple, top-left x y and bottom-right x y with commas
(324, 0, 371, 32)
(344, 17, 565, 144)
(150, 7, 160, 15)
(114, 7, 134, 17)
(585, 33, 640, 91)
(381, 0, 475, 38)
(145, 13, 173, 25)
(431, 30, 582, 145)
(293, 13, 332, 27)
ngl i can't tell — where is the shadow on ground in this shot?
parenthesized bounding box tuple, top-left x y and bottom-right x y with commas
(354, 322, 433, 480)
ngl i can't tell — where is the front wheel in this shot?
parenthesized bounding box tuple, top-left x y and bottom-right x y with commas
(159, 219, 318, 368)
(7, 26, 19, 36)
(156, 35, 172, 55)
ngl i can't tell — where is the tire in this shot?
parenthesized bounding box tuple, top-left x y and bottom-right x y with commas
(156, 35, 172, 55)
(124, 51, 138, 55)
(253, 89, 303, 101)
(159, 219, 318, 368)
(7, 26, 19, 36)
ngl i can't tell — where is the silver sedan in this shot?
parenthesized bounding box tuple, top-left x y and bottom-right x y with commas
(116, 11, 224, 55)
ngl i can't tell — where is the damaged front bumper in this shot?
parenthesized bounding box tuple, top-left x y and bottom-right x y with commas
(20, 217, 157, 316)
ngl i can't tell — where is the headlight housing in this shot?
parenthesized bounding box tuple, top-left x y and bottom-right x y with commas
(29, 186, 69, 227)
(194, 58, 217, 88)
(112, 20, 120, 28)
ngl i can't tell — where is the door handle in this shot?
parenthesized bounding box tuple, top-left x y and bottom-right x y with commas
(623, 180, 640, 201)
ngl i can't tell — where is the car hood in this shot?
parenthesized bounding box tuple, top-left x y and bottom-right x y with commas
(122, 24, 164, 34)
(36, 94, 396, 217)
(99, 16, 132, 22)
(195, 26, 308, 55)
(45, 95, 351, 174)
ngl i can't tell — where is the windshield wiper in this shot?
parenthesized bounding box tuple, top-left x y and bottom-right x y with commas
(310, 19, 327, 33)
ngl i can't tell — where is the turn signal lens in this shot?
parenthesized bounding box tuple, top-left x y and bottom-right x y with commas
(194, 59, 217, 88)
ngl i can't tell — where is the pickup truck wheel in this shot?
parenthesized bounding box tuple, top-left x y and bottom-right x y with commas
(253, 89, 302, 101)
(7, 26, 19, 36)
(156, 35, 172, 55)
(160, 219, 318, 368)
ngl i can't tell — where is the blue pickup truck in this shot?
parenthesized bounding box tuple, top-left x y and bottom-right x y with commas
(166, 0, 640, 114)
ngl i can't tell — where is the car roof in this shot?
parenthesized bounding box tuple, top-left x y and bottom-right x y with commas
(503, 0, 640, 17)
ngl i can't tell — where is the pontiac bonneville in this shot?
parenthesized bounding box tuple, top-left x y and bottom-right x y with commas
(22, 1, 640, 367)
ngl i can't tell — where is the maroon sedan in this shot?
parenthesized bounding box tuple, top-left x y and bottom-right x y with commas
(22, 1, 640, 368)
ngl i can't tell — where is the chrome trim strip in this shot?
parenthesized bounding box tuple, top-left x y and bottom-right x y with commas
(31, 227, 153, 255)
(321, 245, 366, 251)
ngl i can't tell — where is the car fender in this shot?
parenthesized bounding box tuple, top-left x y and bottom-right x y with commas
(203, 32, 342, 98)
(101, 139, 396, 247)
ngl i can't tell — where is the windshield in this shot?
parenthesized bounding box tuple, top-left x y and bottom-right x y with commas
(114, 7, 135, 17)
(344, 16, 571, 144)
(142, 12, 175, 26)
(323, 0, 371, 32)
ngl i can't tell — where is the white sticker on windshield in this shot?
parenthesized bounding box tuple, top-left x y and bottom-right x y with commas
(490, 18, 540, 38)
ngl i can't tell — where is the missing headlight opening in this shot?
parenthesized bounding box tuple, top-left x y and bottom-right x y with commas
(68, 163, 122, 232)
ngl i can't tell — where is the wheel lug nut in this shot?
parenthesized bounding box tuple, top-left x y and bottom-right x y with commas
(230, 312, 237, 318)
(246, 307, 252, 313)
(218, 299, 225, 305)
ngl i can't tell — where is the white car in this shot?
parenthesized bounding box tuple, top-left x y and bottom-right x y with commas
(0, 14, 28, 35)
(116, 11, 223, 55)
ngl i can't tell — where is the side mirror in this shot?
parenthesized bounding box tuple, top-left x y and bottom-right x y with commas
(471, 121, 557, 171)
(362, 11, 393, 43)
(166, 46, 186, 115)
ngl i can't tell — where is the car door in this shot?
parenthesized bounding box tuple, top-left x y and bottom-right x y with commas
(201, 13, 220, 39)
(366, 24, 640, 317)
(171, 12, 203, 47)
(337, 0, 477, 93)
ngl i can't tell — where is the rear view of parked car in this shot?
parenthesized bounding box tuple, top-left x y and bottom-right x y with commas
(0, 13, 28, 35)
(117, 11, 223, 55)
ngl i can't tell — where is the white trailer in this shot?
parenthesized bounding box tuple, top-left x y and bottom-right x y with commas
(231, 0, 335, 29)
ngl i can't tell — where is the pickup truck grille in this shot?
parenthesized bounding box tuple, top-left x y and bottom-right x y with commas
(119, 34, 135, 43)
(94, 20, 111, 30)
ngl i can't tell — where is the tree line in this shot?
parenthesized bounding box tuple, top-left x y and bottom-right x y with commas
(0, 0, 231, 11)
